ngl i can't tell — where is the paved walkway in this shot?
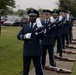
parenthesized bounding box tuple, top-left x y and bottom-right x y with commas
(29, 24, 76, 75)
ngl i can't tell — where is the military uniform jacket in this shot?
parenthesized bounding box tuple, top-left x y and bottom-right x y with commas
(61, 17, 68, 34)
(41, 20, 54, 45)
(66, 14, 71, 29)
(17, 22, 44, 56)
(53, 17, 62, 38)
(69, 14, 74, 28)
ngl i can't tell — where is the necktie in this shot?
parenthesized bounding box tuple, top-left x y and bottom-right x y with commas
(30, 23, 33, 29)
(30, 23, 33, 32)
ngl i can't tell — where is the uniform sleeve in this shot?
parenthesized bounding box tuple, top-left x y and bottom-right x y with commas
(17, 27, 25, 40)
(66, 14, 70, 21)
(59, 16, 63, 21)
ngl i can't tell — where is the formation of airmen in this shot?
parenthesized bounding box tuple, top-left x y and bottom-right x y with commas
(17, 9, 74, 75)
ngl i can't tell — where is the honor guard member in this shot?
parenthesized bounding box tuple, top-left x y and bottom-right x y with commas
(41, 9, 56, 69)
(17, 9, 44, 75)
(61, 11, 69, 49)
(67, 10, 74, 43)
(64, 11, 70, 46)
(52, 10, 62, 57)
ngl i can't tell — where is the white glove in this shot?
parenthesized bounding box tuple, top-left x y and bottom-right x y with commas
(50, 16, 55, 22)
(59, 16, 63, 21)
(66, 14, 70, 21)
(24, 33, 32, 39)
(36, 18, 42, 27)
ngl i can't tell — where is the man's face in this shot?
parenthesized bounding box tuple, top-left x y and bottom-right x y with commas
(62, 12, 66, 17)
(44, 13, 50, 19)
(53, 15, 58, 19)
(29, 15, 37, 23)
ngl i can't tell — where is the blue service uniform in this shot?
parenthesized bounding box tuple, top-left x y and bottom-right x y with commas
(65, 15, 70, 45)
(41, 19, 56, 68)
(68, 14, 74, 42)
(53, 17, 62, 57)
(61, 17, 69, 49)
(17, 22, 43, 75)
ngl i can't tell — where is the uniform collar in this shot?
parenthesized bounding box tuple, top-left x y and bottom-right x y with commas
(30, 22, 37, 28)
(44, 19, 49, 23)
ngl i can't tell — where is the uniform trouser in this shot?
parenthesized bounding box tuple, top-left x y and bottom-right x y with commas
(65, 33, 69, 45)
(54, 37, 62, 57)
(68, 27, 72, 42)
(42, 45, 56, 68)
(62, 34, 68, 49)
(23, 55, 43, 75)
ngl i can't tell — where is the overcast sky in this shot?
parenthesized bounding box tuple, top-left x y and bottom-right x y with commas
(14, 0, 59, 11)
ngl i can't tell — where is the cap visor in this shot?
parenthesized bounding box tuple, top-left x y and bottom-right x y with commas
(29, 13, 37, 16)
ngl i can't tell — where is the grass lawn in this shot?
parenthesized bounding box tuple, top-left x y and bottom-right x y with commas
(71, 62, 76, 75)
(0, 26, 34, 75)
(0, 26, 76, 75)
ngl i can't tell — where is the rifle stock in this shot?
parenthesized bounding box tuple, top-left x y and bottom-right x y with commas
(62, 50, 76, 54)
(65, 45, 76, 49)
(44, 66, 72, 74)
(44, 66, 57, 71)
(71, 42, 76, 44)
(54, 55, 75, 62)
(72, 39, 76, 41)
(69, 46, 76, 49)
(57, 68, 72, 74)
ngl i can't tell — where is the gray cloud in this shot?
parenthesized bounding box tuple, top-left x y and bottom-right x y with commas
(14, 0, 59, 11)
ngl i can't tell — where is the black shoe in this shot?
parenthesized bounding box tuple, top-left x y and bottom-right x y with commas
(69, 41, 72, 44)
(65, 45, 69, 48)
(59, 56, 62, 61)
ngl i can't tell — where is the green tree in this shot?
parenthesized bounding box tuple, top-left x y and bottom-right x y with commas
(59, 0, 76, 17)
(70, 1, 76, 17)
(59, 0, 71, 10)
(26, 7, 35, 14)
(0, 0, 15, 9)
(17, 9, 26, 16)
(0, 0, 15, 15)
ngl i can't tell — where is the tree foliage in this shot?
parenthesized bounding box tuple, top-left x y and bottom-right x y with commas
(59, 0, 71, 10)
(0, 0, 15, 15)
(0, 0, 15, 9)
(59, 0, 76, 17)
